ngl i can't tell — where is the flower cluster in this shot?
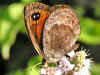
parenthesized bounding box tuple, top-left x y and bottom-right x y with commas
(40, 50, 91, 75)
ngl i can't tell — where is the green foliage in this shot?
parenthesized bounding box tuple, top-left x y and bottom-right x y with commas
(0, 3, 25, 60)
(6, 70, 24, 75)
(25, 56, 42, 75)
(0, 0, 39, 60)
(91, 63, 100, 75)
(74, 7, 85, 17)
(79, 17, 100, 45)
(74, 7, 100, 45)
(21, 0, 40, 4)
(6, 56, 42, 75)
(94, 0, 100, 17)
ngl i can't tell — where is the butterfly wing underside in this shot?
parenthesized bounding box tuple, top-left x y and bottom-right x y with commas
(43, 5, 80, 63)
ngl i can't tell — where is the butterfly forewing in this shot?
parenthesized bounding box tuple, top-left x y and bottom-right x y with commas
(24, 2, 50, 57)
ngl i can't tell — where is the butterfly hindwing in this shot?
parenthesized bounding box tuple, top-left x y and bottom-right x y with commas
(43, 5, 80, 63)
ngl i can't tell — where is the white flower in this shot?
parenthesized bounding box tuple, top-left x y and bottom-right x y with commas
(68, 51, 75, 57)
(40, 68, 46, 74)
(54, 69, 63, 75)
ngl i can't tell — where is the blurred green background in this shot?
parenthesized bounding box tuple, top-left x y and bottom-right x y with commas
(0, 0, 100, 75)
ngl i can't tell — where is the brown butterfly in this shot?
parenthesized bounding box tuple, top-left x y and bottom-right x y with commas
(24, 2, 80, 63)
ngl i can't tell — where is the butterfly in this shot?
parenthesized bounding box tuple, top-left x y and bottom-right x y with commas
(24, 2, 80, 63)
